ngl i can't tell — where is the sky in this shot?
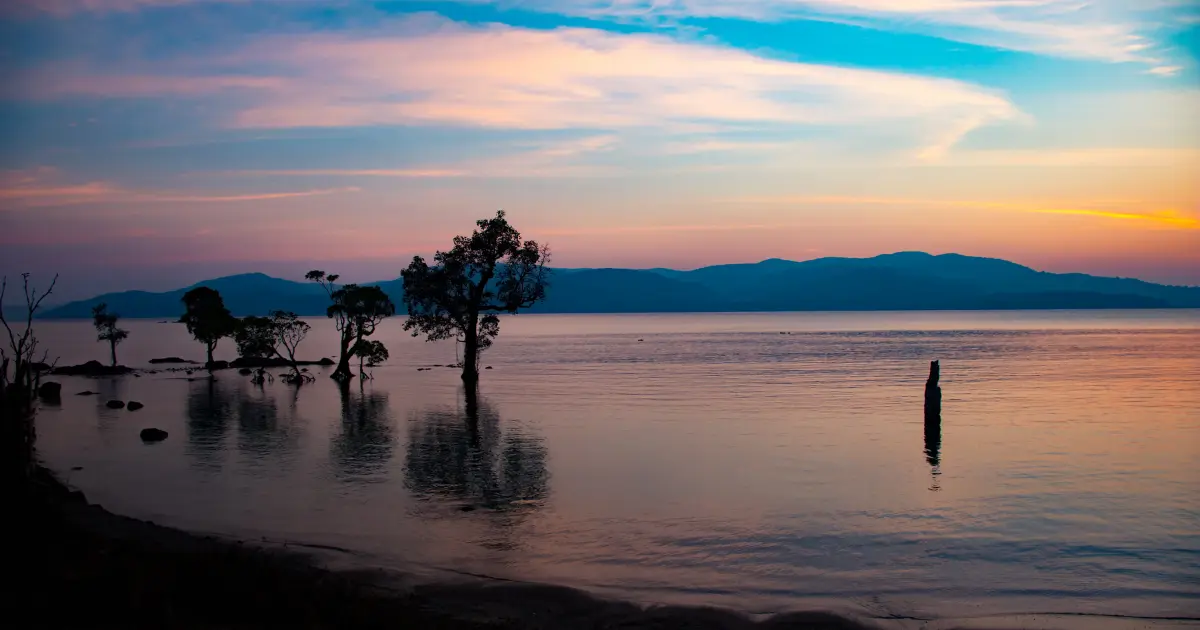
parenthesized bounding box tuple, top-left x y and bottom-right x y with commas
(1, 0, 1198, 301)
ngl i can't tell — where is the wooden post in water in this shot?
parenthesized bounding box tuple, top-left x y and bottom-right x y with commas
(924, 360, 943, 490)
(924, 360, 942, 420)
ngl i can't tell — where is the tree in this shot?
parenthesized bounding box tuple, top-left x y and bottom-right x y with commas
(233, 316, 277, 359)
(306, 271, 395, 381)
(180, 287, 236, 366)
(1, 273, 57, 483)
(352, 339, 389, 380)
(270, 311, 312, 384)
(401, 210, 549, 384)
(233, 313, 312, 383)
(91, 303, 129, 367)
(1, 273, 57, 400)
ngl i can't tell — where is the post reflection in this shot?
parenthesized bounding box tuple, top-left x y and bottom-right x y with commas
(404, 387, 549, 513)
(924, 413, 942, 492)
(330, 383, 394, 483)
(185, 377, 233, 472)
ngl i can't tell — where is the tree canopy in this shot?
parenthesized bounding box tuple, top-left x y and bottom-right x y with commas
(180, 287, 236, 365)
(306, 271, 395, 381)
(91, 303, 129, 367)
(401, 210, 549, 383)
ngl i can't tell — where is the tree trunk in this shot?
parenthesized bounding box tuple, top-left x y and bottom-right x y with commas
(332, 331, 353, 380)
(461, 320, 479, 384)
(110, 341, 117, 367)
(206, 342, 215, 366)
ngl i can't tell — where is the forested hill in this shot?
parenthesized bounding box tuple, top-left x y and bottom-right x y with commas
(38, 252, 1200, 318)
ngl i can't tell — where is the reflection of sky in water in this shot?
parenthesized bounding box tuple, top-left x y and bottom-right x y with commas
(32, 311, 1200, 622)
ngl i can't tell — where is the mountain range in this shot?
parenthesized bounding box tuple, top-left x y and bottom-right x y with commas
(34, 252, 1200, 319)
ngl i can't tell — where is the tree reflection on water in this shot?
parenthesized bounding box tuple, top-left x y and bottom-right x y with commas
(404, 387, 549, 512)
(185, 377, 233, 472)
(330, 383, 394, 483)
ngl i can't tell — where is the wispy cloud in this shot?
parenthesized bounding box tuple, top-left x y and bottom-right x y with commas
(0, 167, 358, 208)
(11, 20, 1019, 160)
(1146, 65, 1184, 77)
(224, 169, 467, 178)
(938, 147, 1200, 168)
(3, 0, 241, 16)
(464, 0, 1182, 69)
(6, 1, 1186, 73)
(723, 194, 1200, 229)
(218, 134, 624, 179)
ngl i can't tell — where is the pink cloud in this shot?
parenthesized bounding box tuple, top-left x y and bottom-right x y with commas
(9, 19, 1019, 159)
(4, 0, 244, 16)
(0, 167, 359, 208)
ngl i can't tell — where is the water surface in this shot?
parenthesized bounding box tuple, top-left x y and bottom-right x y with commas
(34, 311, 1200, 624)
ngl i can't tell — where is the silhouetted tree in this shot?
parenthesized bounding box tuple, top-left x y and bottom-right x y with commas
(233, 316, 276, 359)
(306, 271, 395, 382)
(180, 287, 236, 365)
(1, 273, 57, 483)
(91, 303, 128, 367)
(1, 273, 57, 399)
(401, 210, 549, 384)
(352, 339, 389, 379)
(269, 311, 311, 383)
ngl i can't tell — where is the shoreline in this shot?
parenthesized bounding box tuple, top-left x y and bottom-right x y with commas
(16, 463, 888, 629)
(20, 465, 1196, 630)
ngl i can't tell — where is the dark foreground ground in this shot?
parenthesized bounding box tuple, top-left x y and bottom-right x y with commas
(9, 464, 882, 630)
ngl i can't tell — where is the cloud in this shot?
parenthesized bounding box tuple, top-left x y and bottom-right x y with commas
(3, 0, 243, 16)
(461, 0, 1180, 69)
(938, 147, 1200, 167)
(722, 194, 1200, 229)
(1146, 65, 1184, 77)
(14, 20, 1019, 160)
(218, 134, 623, 178)
(224, 169, 467, 178)
(6, 1, 1185, 72)
(0, 167, 358, 208)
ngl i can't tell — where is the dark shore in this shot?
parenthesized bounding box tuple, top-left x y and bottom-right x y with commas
(12, 464, 882, 630)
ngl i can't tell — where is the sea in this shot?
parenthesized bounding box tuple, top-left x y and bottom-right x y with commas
(32, 310, 1200, 628)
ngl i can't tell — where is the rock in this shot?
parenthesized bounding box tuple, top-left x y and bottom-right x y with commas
(185, 370, 193, 375)
(75, 391, 99, 396)
(139, 428, 168, 442)
(148, 357, 195, 364)
(205, 360, 230, 370)
(485, 366, 493, 370)
(70, 466, 83, 471)
(231, 357, 336, 368)
(52, 361, 133, 376)
(127, 401, 144, 411)
(459, 505, 476, 512)
(238, 368, 253, 375)
(37, 382, 62, 399)
(106, 400, 125, 409)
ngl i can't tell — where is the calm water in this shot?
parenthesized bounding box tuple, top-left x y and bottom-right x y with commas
(34, 311, 1200, 625)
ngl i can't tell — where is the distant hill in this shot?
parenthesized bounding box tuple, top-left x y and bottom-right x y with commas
(38, 252, 1200, 319)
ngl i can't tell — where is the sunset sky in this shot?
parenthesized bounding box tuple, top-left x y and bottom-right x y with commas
(1, 0, 1198, 300)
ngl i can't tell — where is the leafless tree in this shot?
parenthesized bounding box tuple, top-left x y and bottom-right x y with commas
(1, 273, 58, 400)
